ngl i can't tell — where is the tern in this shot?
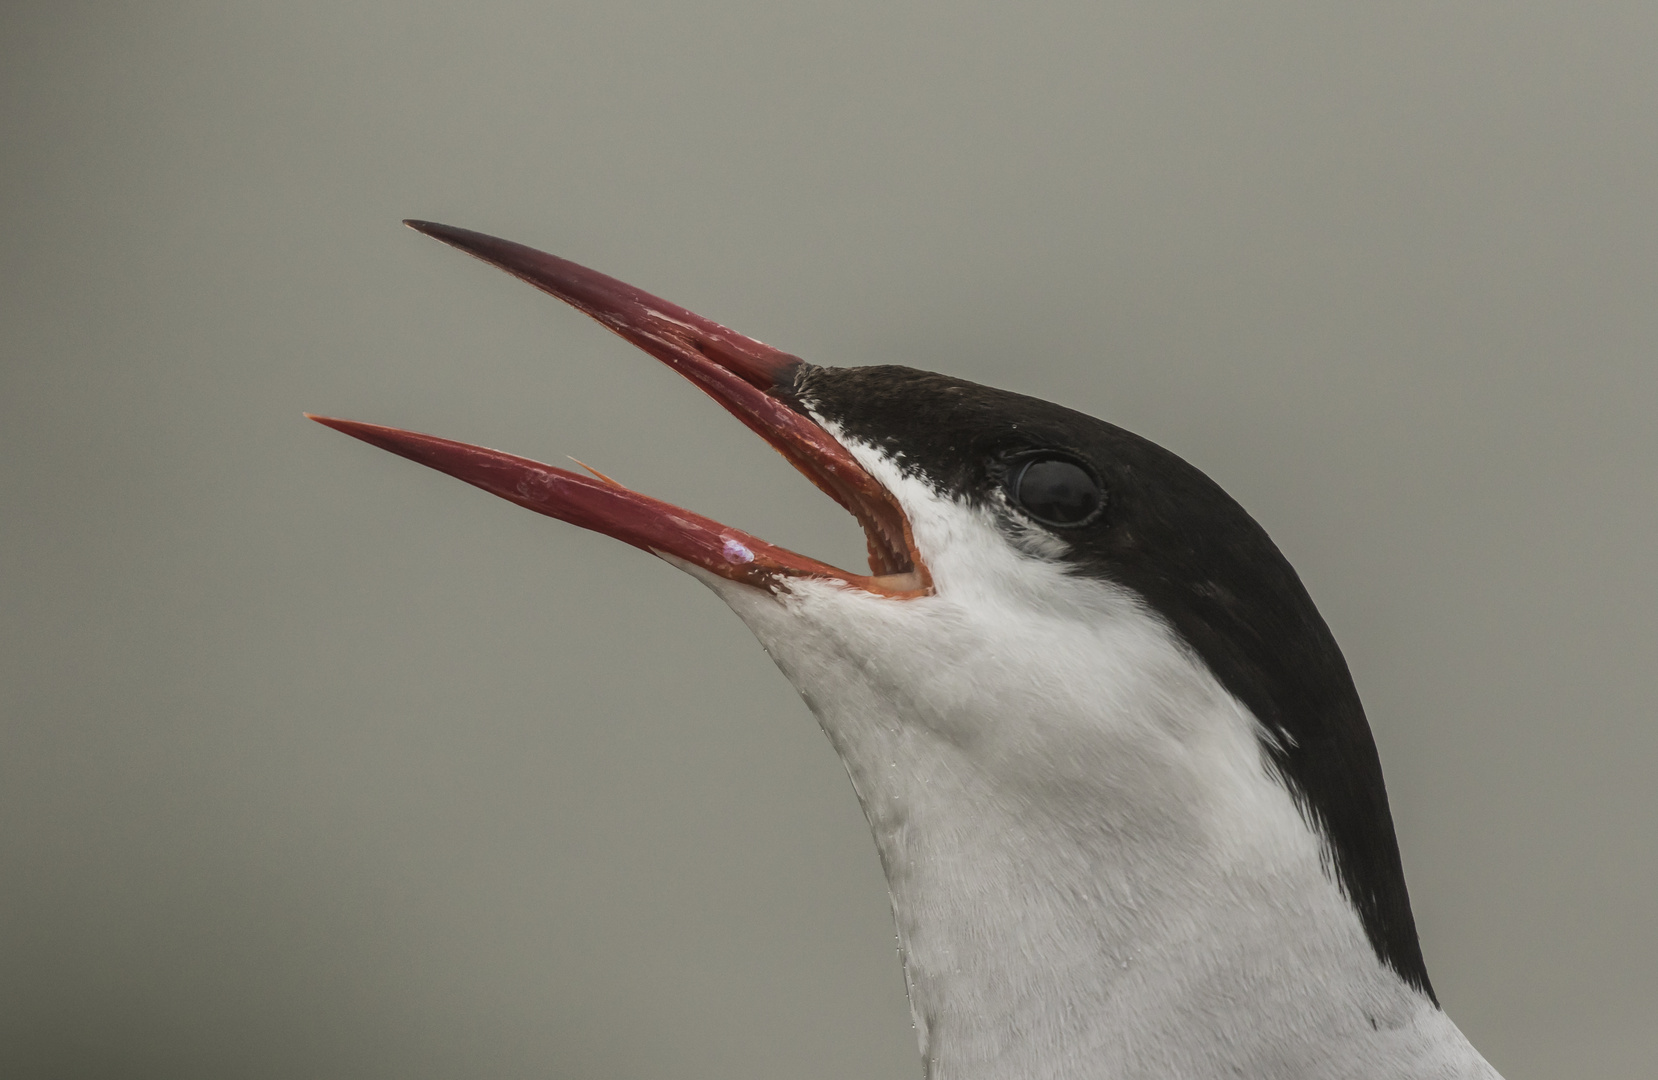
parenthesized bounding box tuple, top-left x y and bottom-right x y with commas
(312, 221, 1503, 1079)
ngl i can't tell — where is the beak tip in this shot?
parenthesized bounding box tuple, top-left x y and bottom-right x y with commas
(402, 219, 520, 269)
(403, 219, 454, 243)
(307, 413, 368, 441)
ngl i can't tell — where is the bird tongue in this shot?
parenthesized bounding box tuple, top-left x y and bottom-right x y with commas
(311, 222, 927, 597)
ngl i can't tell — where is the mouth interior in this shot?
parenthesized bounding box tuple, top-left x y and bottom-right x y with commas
(767, 398, 918, 583)
(804, 461, 923, 591)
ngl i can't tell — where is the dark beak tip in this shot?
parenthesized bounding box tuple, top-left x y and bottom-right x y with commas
(402, 219, 478, 251)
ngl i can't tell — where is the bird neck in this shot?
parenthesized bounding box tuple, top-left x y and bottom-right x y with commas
(701, 566, 1497, 1079)
(821, 694, 1495, 1080)
(711, 582, 1496, 1080)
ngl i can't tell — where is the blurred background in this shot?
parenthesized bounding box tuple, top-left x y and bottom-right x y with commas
(3, 3, 1654, 1077)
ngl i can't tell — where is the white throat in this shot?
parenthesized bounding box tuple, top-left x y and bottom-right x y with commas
(679, 446, 1498, 1080)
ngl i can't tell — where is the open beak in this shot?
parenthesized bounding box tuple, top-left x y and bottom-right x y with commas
(310, 221, 929, 598)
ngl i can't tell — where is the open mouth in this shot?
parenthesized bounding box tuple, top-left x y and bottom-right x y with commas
(310, 221, 930, 599)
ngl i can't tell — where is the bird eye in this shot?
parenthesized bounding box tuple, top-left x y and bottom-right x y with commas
(1009, 456, 1103, 527)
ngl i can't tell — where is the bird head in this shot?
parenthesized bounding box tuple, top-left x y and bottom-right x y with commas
(311, 223, 1435, 1031)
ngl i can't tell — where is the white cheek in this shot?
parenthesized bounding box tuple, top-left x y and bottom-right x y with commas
(672, 423, 1277, 815)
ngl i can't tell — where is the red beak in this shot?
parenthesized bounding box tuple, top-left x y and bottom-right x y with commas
(310, 221, 928, 598)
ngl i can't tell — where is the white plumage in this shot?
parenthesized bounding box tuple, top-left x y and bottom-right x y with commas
(687, 435, 1500, 1079)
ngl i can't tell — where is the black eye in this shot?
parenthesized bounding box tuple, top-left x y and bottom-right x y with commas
(1009, 456, 1103, 526)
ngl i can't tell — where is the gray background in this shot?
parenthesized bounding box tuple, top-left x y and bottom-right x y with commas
(3, 3, 1654, 1077)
